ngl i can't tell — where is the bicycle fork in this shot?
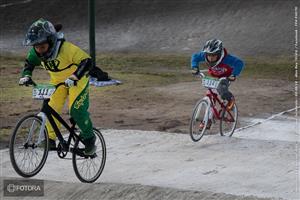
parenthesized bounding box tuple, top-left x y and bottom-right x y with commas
(205, 98, 214, 123)
(36, 112, 47, 144)
(195, 97, 214, 123)
(24, 112, 47, 145)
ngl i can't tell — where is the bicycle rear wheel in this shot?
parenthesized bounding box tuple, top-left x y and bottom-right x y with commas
(220, 103, 238, 136)
(189, 99, 210, 142)
(9, 114, 49, 177)
(72, 128, 106, 183)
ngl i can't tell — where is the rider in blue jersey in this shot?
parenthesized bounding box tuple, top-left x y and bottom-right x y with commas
(191, 39, 244, 128)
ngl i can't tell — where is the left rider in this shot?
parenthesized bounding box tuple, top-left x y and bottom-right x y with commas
(19, 18, 96, 155)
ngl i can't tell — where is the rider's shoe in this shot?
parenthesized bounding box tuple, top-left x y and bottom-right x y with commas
(83, 135, 97, 155)
(38, 139, 56, 151)
(226, 98, 235, 111)
(199, 119, 212, 130)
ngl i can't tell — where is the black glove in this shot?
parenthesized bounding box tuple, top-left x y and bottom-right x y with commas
(228, 76, 236, 81)
(191, 68, 200, 75)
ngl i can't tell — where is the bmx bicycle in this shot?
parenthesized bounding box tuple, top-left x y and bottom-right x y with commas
(9, 79, 106, 183)
(189, 72, 238, 142)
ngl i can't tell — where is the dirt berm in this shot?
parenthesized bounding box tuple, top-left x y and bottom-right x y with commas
(0, 0, 297, 56)
(0, 176, 274, 200)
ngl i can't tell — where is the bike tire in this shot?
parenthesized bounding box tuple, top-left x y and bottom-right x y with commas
(189, 99, 210, 142)
(72, 128, 106, 183)
(9, 114, 49, 177)
(220, 103, 238, 137)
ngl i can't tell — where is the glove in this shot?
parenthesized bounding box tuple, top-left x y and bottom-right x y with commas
(64, 75, 78, 87)
(19, 76, 31, 86)
(228, 75, 236, 81)
(191, 67, 200, 75)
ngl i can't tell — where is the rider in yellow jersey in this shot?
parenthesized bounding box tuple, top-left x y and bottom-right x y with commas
(19, 19, 96, 155)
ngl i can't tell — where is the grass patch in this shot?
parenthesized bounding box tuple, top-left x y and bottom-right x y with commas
(241, 57, 294, 80)
(0, 128, 11, 140)
(97, 53, 189, 73)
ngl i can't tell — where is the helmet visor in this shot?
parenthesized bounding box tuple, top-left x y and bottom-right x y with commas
(23, 32, 48, 46)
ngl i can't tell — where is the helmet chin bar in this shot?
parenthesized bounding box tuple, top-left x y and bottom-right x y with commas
(205, 49, 225, 68)
(34, 48, 52, 61)
(35, 37, 58, 61)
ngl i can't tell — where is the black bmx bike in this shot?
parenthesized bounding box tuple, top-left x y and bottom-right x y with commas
(9, 80, 106, 183)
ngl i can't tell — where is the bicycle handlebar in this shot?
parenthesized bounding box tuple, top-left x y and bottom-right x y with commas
(192, 71, 205, 78)
(193, 71, 236, 82)
(20, 77, 72, 88)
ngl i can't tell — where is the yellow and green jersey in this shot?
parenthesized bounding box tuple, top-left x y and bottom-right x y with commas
(23, 41, 90, 84)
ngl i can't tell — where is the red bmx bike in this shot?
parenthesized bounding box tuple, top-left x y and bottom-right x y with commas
(189, 72, 238, 142)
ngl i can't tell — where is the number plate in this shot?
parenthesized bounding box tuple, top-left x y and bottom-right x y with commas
(202, 77, 220, 89)
(32, 84, 56, 99)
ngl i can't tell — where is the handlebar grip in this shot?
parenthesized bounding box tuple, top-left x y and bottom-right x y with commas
(30, 79, 37, 86)
(61, 80, 77, 88)
(227, 76, 236, 82)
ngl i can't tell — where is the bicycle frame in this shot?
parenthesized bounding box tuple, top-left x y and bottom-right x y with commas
(30, 82, 83, 152)
(39, 99, 82, 151)
(205, 88, 235, 123)
(206, 89, 224, 120)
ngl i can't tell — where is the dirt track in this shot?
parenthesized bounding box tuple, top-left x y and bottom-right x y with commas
(1, 113, 298, 200)
(0, 177, 273, 200)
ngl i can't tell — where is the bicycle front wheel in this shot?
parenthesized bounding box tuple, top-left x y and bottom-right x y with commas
(220, 103, 238, 137)
(9, 114, 49, 177)
(72, 128, 106, 183)
(189, 99, 210, 142)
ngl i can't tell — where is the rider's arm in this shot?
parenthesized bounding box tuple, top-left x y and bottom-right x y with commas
(73, 58, 93, 79)
(191, 51, 205, 70)
(21, 48, 41, 77)
(223, 54, 244, 77)
(70, 44, 92, 80)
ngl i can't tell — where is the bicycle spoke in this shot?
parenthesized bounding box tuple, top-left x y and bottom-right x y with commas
(28, 150, 34, 172)
(79, 160, 87, 174)
(91, 160, 98, 175)
(83, 161, 89, 178)
(19, 150, 27, 170)
(87, 160, 92, 179)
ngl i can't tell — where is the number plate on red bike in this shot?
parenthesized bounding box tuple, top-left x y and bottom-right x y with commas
(202, 77, 220, 89)
(32, 84, 56, 100)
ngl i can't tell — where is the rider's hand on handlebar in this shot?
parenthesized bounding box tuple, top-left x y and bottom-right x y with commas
(191, 68, 200, 75)
(228, 75, 236, 82)
(19, 75, 32, 86)
(64, 74, 78, 87)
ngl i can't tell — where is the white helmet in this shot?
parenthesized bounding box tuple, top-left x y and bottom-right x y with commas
(203, 39, 224, 67)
